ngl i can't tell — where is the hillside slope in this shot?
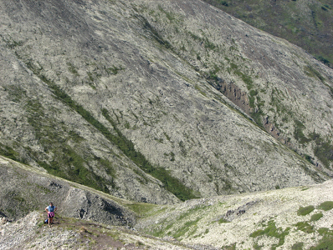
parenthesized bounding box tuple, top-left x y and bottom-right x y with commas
(136, 179, 333, 249)
(1, 154, 333, 249)
(0, 0, 332, 204)
(0, 155, 136, 225)
(203, 0, 333, 68)
(0, 211, 199, 250)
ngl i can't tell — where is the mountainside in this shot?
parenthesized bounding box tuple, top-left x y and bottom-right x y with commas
(0, 155, 135, 225)
(1, 0, 333, 205)
(0, 211, 198, 250)
(203, 0, 333, 68)
(136, 179, 333, 249)
(1, 155, 333, 249)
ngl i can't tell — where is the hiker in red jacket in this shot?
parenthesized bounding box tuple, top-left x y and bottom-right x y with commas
(45, 202, 57, 227)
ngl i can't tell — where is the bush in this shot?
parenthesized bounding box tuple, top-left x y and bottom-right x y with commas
(250, 220, 290, 248)
(297, 205, 315, 216)
(295, 221, 314, 233)
(317, 201, 333, 211)
(292, 242, 304, 250)
(310, 212, 323, 221)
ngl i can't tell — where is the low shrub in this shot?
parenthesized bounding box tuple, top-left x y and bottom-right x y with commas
(317, 201, 333, 211)
(297, 205, 315, 216)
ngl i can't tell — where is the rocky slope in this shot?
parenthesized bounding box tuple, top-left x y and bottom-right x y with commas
(0, 211, 198, 250)
(1, 155, 333, 249)
(136, 179, 333, 249)
(203, 0, 333, 68)
(0, 155, 136, 226)
(0, 0, 333, 205)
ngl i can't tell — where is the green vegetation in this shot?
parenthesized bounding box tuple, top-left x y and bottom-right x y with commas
(317, 201, 333, 211)
(173, 218, 200, 238)
(310, 228, 333, 250)
(106, 65, 124, 75)
(202, 0, 333, 69)
(139, 15, 172, 50)
(24, 56, 197, 200)
(158, 5, 176, 22)
(229, 63, 253, 90)
(292, 242, 304, 250)
(125, 203, 158, 217)
(294, 120, 311, 144)
(310, 212, 323, 222)
(318, 227, 333, 236)
(223, 244, 236, 250)
(101, 109, 197, 201)
(251, 109, 264, 128)
(0, 143, 21, 162)
(294, 221, 314, 233)
(250, 220, 290, 249)
(67, 62, 79, 76)
(38, 147, 114, 192)
(297, 205, 315, 216)
(311, 132, 333, 169)
(304, 65, 325, 82)
(174, 206, 209, 223)
(249, 89, 257, 108)
(316, 55, 331, 66)
(310, 238, 333, 250)
(218, 217, 229, 223)
(194, 84, 207, 97)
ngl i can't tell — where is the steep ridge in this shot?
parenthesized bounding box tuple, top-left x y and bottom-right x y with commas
(0, 0, 332, 204)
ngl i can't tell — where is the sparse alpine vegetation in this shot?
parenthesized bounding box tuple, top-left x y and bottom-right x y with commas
(0, 0, 332, 214)
(202, 0, 333, 69)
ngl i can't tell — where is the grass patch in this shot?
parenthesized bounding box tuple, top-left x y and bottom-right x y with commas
(304, 65, 325, 82)
(229, 63, 253, 90)
(310, 212, 323, 222)
(294, 120, 311, 144)
(317, 201, 333, 211)
(173, 218, 200, 239)
(106, 66, 124, 75)
(310, 228, 333, 250)
(223, 243, 236, 250)
(251, 110, 264, 128)
(250, 220, 290, 249)
(218, 217, 229, 223)
(311, 132, 333, 169)
(138, 15, 172, 50)
(318, 227, 333, 236)
(38, 147, 113, 192)
(0, 143, 21, 162)
(294, 221, 314, 233)
(297, 205, 315, 216)
(292, 242, 304, 250)
(125, 203, 157, 217)
(194, 84, 207, 97)
(67, 62, 79, 76)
